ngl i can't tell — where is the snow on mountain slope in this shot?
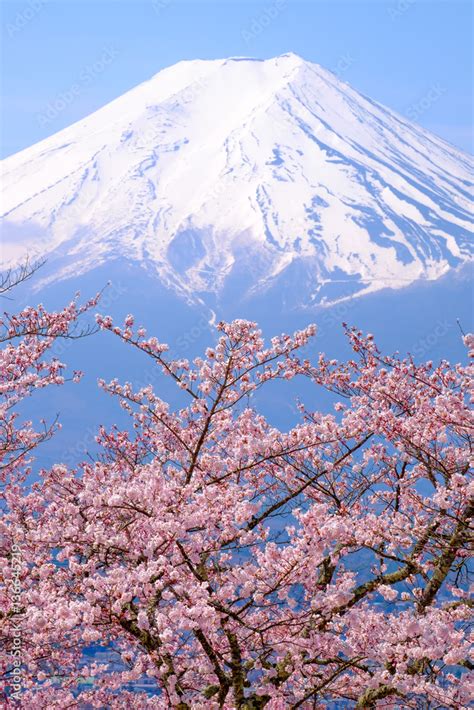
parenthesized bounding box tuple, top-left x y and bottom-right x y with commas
(1, 53, 472, 305)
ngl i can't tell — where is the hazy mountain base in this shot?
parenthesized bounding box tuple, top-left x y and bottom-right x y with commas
(10, 260, 473, 472)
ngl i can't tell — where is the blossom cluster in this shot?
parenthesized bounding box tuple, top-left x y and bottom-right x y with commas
(1, 306, 473, 708)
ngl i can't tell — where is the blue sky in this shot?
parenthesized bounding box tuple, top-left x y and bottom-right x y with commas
(1, 0, 472, 158)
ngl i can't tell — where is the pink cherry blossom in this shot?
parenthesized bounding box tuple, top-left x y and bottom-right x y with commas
(1, 298, 472, 708)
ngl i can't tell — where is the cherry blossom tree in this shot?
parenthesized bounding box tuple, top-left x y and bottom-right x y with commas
(2, 305, 473, 708)
(0, 267, 98, 704)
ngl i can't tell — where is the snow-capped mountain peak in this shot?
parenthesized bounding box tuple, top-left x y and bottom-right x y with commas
(1, 53, 472, 306)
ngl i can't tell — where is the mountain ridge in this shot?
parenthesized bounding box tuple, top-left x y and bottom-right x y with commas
(1, 53, 472, 307)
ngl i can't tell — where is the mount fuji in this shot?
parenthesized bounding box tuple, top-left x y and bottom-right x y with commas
(1, 52, 472, 309)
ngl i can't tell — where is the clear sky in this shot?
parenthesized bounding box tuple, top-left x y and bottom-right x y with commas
(1, 0, 472, 159)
